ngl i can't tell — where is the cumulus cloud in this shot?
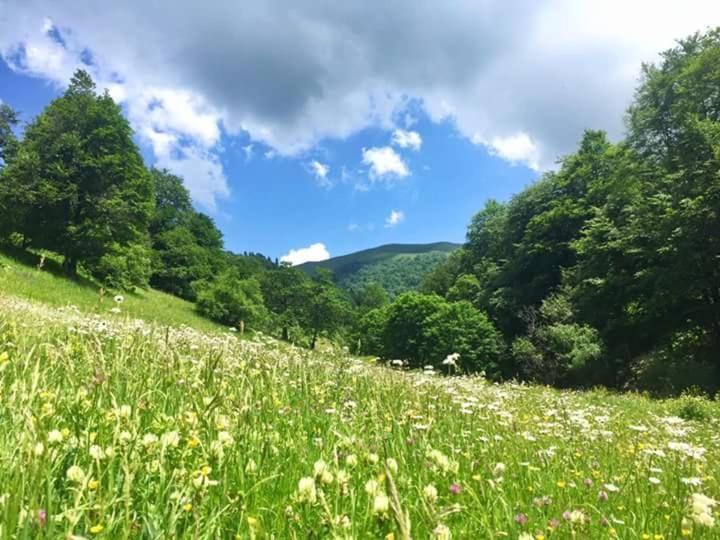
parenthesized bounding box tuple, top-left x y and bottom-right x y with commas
(280, 242, 330, 265)
(392, 129, 422, 151)
(362, 146, 409, 181)
(1, 0, 719, 177)
(475, 132, 541, 171)
(385, 209, 405, 228)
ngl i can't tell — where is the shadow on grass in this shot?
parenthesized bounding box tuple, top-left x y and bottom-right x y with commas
(0, 243, 100, 293)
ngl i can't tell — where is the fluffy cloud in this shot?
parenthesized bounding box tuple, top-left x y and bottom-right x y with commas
(475, 132, 541, 171)
(385, 209, 405, 228)
(280, 242, 330, 265)
(1, 0, 719, 178)
(307, 159, 331, 187)
(362, 147, 409, 181)
(391, 129, 422, 151)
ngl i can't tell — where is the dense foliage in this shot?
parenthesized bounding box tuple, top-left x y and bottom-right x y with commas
(419, 29, 720, 393)
(0, 71, 154, 289)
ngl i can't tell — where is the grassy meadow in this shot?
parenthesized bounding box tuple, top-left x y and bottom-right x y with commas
(0, 247, 224, 333)
(0, 293, 718, 539)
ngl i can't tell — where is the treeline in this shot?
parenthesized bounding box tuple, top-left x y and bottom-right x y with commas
(359, 29, 720, 394)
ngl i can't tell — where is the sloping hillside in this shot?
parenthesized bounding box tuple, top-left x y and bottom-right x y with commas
(299, 242, 459, 297)
(0, 245, 224, 333)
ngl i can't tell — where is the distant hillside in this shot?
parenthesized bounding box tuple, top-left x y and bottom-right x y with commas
(299, 242, 460, 297)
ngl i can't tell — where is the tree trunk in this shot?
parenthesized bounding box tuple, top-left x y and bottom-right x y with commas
(62, 255, 77, 277)
(310, 330, 318, 350)
(281, 327, 289, 341)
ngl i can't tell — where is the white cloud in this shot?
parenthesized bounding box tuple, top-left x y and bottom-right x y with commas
(474, 132, 541, 171)
(280, 242, 331, 265)
(242, 143, 254, 161)
(385, 209, 405, 228)
(347, 223, 359, 232)
(362, 146, 409, 181)
(308, 159, 330, 187)
(1, 1, 719, 174)
(391, 129, 422, 151)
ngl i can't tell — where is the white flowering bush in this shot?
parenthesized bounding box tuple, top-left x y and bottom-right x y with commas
(0, 293, 718, 538)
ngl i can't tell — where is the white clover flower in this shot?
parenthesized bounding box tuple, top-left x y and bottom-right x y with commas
(365, 479, 380, 496)
(372, 494, 390, 516)
(313, 459, 328, 477)
(89, 445, 104, 460)
(297, 477, 317, 504)
(33, 442, 45, 456)
(423, 483, 438, 503)
(48, 430, 63, 444)
(142, 433, 159, 447)
(386, 458, 398, 474)
(66, 465, 85, 484)
(161, 431, 180, 448)
(493, 462, 506, 476)
(345, 454, 358, 468)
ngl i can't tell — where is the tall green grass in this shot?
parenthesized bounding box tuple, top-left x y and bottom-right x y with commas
(0, 294, 718, 538)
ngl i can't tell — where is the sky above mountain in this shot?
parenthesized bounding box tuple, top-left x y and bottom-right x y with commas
(1, 1, 719, 263)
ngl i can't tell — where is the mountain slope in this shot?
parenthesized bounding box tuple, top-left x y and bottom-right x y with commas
(299, 242, 460, 297)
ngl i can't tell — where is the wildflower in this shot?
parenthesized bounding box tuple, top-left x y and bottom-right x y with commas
(297, 477, 317, 504)
(424, 484, 439, 503)
(598, 490, 609, 501)
(493, 462, 506, 476)
(113, 295, 124, 304)
(386, 458, 398, 474)
(89, 524, 104, 534)
(33, 442, 45, 456)
(345, 454, 358, 468)
(48, 430, 63, 444)
(649, 477, 661, 485)
(604, 483, 619, 493)
(373, 494, 390, 516)
(88, 479, 99, 490)
(515, 513, 529, 525)
(37, 509, 46, 528)
(689, 493, 717, 527)
(182, 502, 193, 512)
(433, 523, 452, 539)
(217, 431, 234, 446)
(442, 353, 460, 366)
(449, 483, 461, 495)
(556, 480, 566, 489)
(245, 459, 258, 474)
(66, 465, 85, 484)
(313, 459, 328, 477)
(161, 431, 180, 448)
(142, 433, 158, 447)
(367, 453, 379, 464)
(89, 445, 104, 460)
(365, 479, 380, 496)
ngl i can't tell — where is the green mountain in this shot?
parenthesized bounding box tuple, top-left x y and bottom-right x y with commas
(298, 242, 460, 297)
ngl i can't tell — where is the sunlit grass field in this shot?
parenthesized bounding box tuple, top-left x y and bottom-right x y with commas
(0, 247, 224, 333)
(0, 293, 718, 539)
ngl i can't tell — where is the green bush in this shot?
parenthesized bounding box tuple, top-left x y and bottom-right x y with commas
(194, 273, 267, 329)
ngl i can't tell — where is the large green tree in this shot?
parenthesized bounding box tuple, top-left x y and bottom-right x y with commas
(148, 168, 225, 299)
(0, 70, 154, 288)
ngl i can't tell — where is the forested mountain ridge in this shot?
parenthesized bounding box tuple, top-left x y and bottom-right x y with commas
(298, 242, 459, 297)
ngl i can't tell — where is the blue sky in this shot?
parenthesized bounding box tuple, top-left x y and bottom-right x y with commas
(1, 1, 718, 263)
